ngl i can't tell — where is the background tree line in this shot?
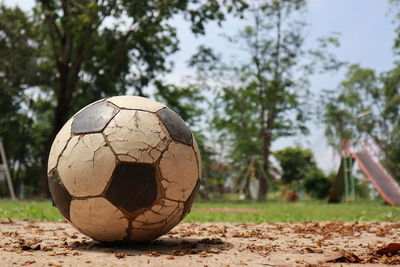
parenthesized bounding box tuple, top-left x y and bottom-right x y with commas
(0, 0, 398, 201)
(0, 0, 248, 197)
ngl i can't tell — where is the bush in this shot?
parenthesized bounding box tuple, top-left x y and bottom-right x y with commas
(304, 168, 331, 199)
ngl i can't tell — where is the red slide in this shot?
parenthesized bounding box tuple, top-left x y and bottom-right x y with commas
(353, 151, 400, 206)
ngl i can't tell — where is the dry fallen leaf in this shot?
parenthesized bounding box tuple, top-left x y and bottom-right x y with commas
(199, 251, 209, 258)
(21, 260, 36, 266)
(376, 243, 400, 255)
(115, 253, 126, 259)
(146, 251, 160, 257)
(18, 238, 41, 251)
(207, 248, 221, 254)
(172, 250, 185, 256)
(324, 250, 362, 263)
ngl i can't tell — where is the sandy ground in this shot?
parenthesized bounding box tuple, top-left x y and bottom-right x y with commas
(1, 219, 400, 267)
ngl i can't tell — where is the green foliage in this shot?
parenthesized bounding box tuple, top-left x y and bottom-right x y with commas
(189, 0, 340, 200)
(35, 0, 248, 99)
(212, 0, 313, 200)
(354, 175, 372, 199)
(0, 5, 53, 194)
(274, 146, 331, 199)
(274, 146, 315, 185)
(212, 83, 262, 164)
(0, 0, 248, 196)
(322, 64, 400, 179)
(303, 168, 331, 199)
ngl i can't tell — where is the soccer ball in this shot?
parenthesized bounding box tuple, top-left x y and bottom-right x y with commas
(47, 96, 201, 242)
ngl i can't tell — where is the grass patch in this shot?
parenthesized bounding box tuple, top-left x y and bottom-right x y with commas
(0, 199, 399, 222)
(0, 199, 62, 221)
(186, 200, 400, 222)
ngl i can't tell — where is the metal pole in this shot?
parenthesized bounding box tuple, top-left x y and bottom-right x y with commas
(0, 137, 17, 200)
(343, 157, 349, 201)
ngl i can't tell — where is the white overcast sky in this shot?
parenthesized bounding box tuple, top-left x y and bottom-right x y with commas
(3, 0, 397, 173)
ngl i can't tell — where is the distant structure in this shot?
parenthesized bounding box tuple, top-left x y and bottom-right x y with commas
(0, 137, 16, 200)
(328, 140, 400, 206)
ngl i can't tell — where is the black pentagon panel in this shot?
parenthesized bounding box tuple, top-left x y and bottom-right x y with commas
(156, 108, 193, 145)
(72, 101, 119, 134)
(48, 170, 72, 220)
(105, 163, 157, 212)
(181, 179, 200, 220)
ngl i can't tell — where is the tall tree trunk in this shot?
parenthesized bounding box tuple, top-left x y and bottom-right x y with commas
(258, 104, 277, 201)
(39, 0, 90, 197)
(258, 145, 269, 201)
(252, 7, 270, 201)
(39, 69, 74, 197)
(259, 108, 276, 201)
(258, 89, 269, 201)
(257, 1, 282, 201)
(39, 53, 84, 196)
(244, 158, 255, 200)
(38, 1, 87, 197)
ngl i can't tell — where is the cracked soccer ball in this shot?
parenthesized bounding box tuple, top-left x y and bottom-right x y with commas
(47, 96, 201, 242)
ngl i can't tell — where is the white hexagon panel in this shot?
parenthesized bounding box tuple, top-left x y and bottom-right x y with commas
(47, 96, 201, 242)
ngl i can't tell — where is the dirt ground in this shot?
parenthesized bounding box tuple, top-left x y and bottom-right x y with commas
(1, 219, 400, 267)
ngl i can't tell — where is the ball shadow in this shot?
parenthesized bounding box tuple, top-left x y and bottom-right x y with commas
(68, 237, 234, 256)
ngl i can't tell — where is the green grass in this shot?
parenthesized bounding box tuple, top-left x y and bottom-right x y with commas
(185, 200, 400, 222)
(0, 199, 399, 222)
(0, 199, 62, 221)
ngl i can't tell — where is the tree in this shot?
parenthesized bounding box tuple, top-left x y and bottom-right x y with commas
(322, 64, 400, 179)
(36, 0, 248, 138)
(274, 146, 331, 199)
(194, 0, 339, 200)
(303, 168, 331, 199)
(274, 146, 315, 187)
(0, 5, 55, 195)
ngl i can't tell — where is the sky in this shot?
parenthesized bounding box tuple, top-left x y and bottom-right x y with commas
(3, 0, 397, 173)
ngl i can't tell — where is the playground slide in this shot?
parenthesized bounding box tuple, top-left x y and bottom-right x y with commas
(354, 151, 400, 206)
